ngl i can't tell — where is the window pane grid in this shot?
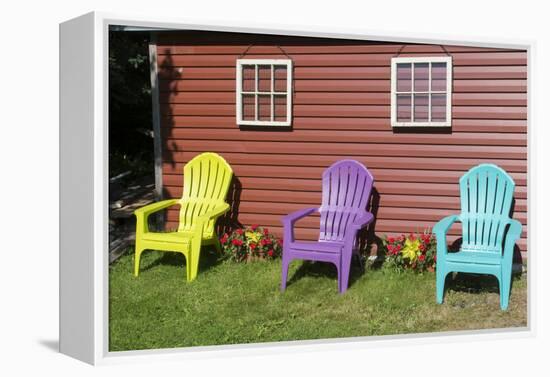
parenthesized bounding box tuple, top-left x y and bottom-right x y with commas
(237, 60, 292, 126)
(393, 59, 450, 126)
(271, 65, 274, 122)
(428, 62, 431, 122)
(254, 65, 258, 121)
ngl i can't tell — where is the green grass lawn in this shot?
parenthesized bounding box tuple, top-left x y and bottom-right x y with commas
(109, 247, 527, 351)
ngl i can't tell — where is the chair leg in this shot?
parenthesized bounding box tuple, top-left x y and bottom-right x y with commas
(436, 265, 447, 304)
(185, 252, 192, 281)
(336, 263, 342, 293)
(281, 254, 290, 292)
(499, 266, 512, 310)
(134, 244, 144, 277)
(187, 240, 202, 282)
(339, 255, 352, 294)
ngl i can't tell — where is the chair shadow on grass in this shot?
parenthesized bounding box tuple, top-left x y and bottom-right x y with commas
(442, 238, 524, 296)
(285, 256, 365, 290)
(139, 245, 222, 276)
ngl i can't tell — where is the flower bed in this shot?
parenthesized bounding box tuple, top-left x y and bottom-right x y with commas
(220, 225, 283, 262)
(382, 231, 436, 272)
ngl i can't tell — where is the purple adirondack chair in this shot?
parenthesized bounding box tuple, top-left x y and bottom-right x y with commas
(281, 160, 375, 293)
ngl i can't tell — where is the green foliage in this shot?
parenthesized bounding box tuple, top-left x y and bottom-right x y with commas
(220, 225, 283, 262)
(382, 231, 437, 272)
(109, 248, 526, 351)
(109, 30, 153, 178)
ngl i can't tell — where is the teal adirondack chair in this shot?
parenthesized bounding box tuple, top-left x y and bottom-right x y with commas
(433, 164, 522, 310)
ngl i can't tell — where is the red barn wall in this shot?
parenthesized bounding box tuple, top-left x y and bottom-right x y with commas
(155, 31, 528, 259)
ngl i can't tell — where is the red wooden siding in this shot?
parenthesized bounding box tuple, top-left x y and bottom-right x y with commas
(156, 31, 528, 259)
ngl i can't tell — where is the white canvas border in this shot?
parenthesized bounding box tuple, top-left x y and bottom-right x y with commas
(59, 11, 534, 365)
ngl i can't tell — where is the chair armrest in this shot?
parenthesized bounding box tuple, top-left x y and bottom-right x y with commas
(282, 207, 318, 226)
(433, 214, 460, 236)
(350, 211, 374, 230)
(192, 203, 231, 236)
(281, 207, 318, 243)
(433, 214, 461, 257)
(503, 218, 522, 262)
(196, 203, 231, 223)
(134, 199, 179, 234)
(342, 211, 375, 249)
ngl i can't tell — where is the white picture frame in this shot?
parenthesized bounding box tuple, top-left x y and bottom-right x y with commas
(59, 11, 533, 365)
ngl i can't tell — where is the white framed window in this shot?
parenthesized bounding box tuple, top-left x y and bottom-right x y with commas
(236, 59, 292, 127)
(391, 56, 452, 127)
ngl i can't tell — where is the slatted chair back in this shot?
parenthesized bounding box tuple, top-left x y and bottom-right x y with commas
(319, 160, 374, 242)
(178, 152, 233, 235)
(459, 163, 515, 253)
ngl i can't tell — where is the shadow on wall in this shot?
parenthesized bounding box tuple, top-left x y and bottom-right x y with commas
(358, 187, 380, 258)
(392, 126, 452, 135)
(157, 48, 180, 172)
(217, 176, 243, 235)
(155, 47, 261, 235)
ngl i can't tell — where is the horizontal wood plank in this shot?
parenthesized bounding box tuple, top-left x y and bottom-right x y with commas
(162, 185, 527, 212)
(157, 43, 521, 55)
(159, 52, 526, 68)
(163, 212, 527, 239)
(164, 116, 526, 133)
(162, 177, 527, 198)
(162, 152, 527, 173)
(163, 128, 527, 146)
(161, 140, 527, 159)
(158, 65, 527, 81)
(159, 78, 526, 93)
(161, 104, 527, 120)
(162, 164, 527, 185)
(160, 91, 526, 107)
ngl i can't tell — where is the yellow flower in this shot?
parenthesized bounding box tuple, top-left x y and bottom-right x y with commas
(401, 237, 421, 261)
(245, 231, 261, 243)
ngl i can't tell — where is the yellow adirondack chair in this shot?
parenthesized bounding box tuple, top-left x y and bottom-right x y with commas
(134, 152, 233, 281)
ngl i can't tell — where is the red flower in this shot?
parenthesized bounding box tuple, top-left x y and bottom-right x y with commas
(395, 244, 402, 251)
(263, 228, 269, 235)
(409, 233, 416, 240)
(419, 255, 426, 262)
(251, 224, 258, 230)
(419, 244, 426, 252)
(387, 236, 395, 243)
(387, 245, 394, 254)
(232, 239, 243, 246)
(236, 228, 243, 235)
(267, 250, 274, 257)
(277, 239, 283, 247)
(249, 243, 257, 250)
